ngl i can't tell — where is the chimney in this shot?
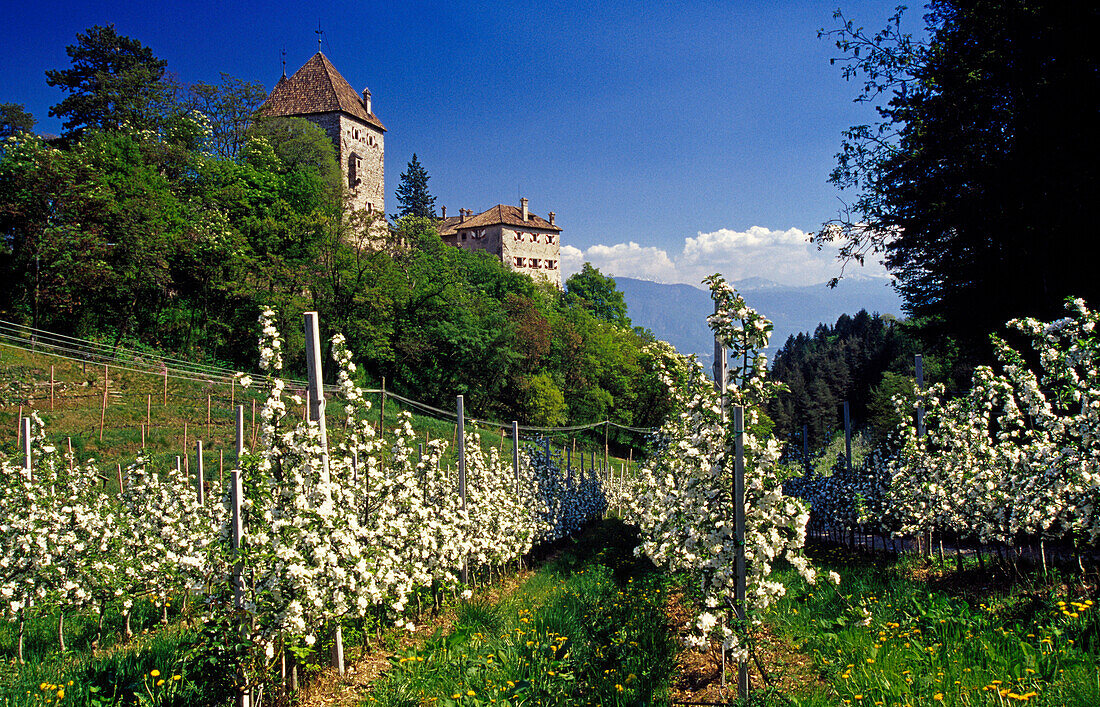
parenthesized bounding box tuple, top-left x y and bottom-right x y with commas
(362, 87, 372, 113)
(548, 211, 555, 226)
(459, 208, 466, 223)
(521, 197, 529, 222)
(441, 205, 447, 219)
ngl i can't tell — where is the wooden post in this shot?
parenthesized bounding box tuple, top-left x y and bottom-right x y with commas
(184, 422, 188, 454)
(147, 395, 151, 432)
(230, 376, 235, 409)
(802, 424, 810, 475)
(219, 450, 224, 485)
(141, 424, 145, 449)
(116, 463, 124, 495)
(196, 440, 205, 505)
(50, 365, 55, 411)
(379, 376, 386, 436)
(512, 421, 520, 496)
(229, 466, 249, 707)
(303, 313, 330, 484)
(99, 365, 108, 442)
(915, 354, 926, 438)
(604, 421, 610, 474)
(236, 405, 245, 457)
(22, 417, 32, 479)
(251, 399, 257, 448)
(714, 299, 729, 418)
(67, 437, 73, 472)
(457, 395, 467, 585)
(207, 393, 212, 436)
(303, 311, 339, 674)
(163, 366, 168, 406)
(16, 404, 22, 446)
(733, 405, 749, 699)
(843, 401, 852, 470)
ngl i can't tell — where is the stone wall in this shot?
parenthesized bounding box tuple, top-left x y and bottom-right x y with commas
(339, 114, 385, 216)
(501, 227, 562, 289)
(300, 111, 385, 218)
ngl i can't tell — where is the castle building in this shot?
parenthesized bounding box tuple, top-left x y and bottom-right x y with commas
(255, 53, 385, 216)
(257, 54, 562, 286)
(437, 199, 563, 288)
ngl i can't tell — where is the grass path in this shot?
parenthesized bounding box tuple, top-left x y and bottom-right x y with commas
(337, 519, 679, 706)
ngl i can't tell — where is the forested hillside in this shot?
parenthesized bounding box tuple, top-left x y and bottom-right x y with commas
(767, 310, 918, 449)
(0, 26, 665, 435)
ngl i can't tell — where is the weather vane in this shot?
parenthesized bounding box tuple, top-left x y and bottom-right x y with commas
(315, 21, 324, 53)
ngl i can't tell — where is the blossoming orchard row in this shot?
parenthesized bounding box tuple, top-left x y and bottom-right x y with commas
(0, 309, 614, 678)
(619, 276, 831, 678)
(786, 299, 1100, 564)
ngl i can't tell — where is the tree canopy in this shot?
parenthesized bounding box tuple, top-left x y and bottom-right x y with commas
(182, 73, 268, 160)
(392, 153, 436, 219)
(45, 24, 170, 135)
(816, 1, 1100, 362)
(565, 263, 631, 329)
(0, 103, 36, 140)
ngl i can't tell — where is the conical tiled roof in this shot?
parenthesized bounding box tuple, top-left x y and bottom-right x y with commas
(256, 53, 385, 131)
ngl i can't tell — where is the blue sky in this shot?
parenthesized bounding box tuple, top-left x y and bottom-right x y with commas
(1, 1, 923, 293)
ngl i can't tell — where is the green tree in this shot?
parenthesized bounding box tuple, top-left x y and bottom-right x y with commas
(0, 103, 36, 139)
(183, 73, 268, 159)
(45, 25, 170, 135)
(244, 117, 343, 204)
(522, 373, 568, 426)
(392, 153, 436, 219)
(816, 1, 1100, 360)
(564, 263, 631, 328)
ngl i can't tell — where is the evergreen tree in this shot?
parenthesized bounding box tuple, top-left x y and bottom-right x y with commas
(45, 24, 170, 135)
(0, 103, 36, 140)
(392, 153, 436, 219)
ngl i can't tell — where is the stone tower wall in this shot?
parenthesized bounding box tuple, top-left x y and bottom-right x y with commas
(299, 112, 385, 217)
(339, 114, 385, 216)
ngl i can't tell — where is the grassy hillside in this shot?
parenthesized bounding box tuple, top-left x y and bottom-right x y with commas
(0, 342, 636, 487)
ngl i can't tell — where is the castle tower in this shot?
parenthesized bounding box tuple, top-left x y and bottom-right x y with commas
(256, 53, 385, 217)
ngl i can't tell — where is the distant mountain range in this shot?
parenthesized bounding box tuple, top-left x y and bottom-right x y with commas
(614, 275, 903, 370)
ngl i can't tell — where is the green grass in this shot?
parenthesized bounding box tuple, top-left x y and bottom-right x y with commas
(0, 597, 236, 707)
(363, 519, 679, 706)
(766, 543, 1100, 706)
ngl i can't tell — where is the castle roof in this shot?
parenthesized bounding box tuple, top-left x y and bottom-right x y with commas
(256, 52, 385, 131)
(438, 204, 561, 236)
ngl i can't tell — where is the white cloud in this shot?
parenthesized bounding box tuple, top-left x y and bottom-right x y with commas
(562, 226, 888, 287)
